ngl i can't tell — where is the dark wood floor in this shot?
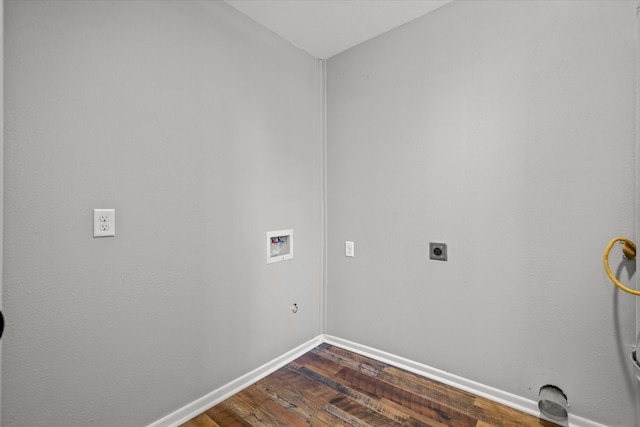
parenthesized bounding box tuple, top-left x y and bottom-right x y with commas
(180, 343, 558, 427)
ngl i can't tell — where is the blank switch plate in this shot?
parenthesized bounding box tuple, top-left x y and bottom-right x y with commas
(346, 241, 355, 257)
(93, 209, 115, 237)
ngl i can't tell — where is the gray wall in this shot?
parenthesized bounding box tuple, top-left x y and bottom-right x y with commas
(3, 1, 322, 426)
(5, 1, 640, 426)
(327, 1, 638, 426)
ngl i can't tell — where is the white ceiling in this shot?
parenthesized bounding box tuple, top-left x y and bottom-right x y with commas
(224, 0, 453, 59)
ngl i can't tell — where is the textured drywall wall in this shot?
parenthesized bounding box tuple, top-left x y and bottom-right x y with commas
(327, 1, 638, 425)
(3, 1, 322, 425)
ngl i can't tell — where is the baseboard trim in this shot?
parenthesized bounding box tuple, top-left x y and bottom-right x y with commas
(149, 333, 607, 427)
(148, 335, 323, 427)
(322, 335, 607, 427)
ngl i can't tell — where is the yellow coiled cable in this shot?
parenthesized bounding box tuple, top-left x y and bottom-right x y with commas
(604, 237, 638, 296)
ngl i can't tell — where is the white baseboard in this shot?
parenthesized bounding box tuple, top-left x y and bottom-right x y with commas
(147, 335, 323, 427)
(322, 335, 608, 427)
(149, 333, 607, 427)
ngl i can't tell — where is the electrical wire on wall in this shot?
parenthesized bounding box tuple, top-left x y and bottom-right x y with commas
(603, 237, 638, 295)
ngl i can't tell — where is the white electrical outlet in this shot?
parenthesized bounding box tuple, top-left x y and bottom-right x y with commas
(93, 209, 115, 237)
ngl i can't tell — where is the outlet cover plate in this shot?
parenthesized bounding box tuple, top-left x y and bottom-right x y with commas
(93, 209, 115, 237)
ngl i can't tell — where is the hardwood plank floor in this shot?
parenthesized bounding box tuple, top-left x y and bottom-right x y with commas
(180, 344, 558, 427)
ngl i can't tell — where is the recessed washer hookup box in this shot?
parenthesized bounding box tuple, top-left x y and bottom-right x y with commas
(266, 229, 293, 264)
